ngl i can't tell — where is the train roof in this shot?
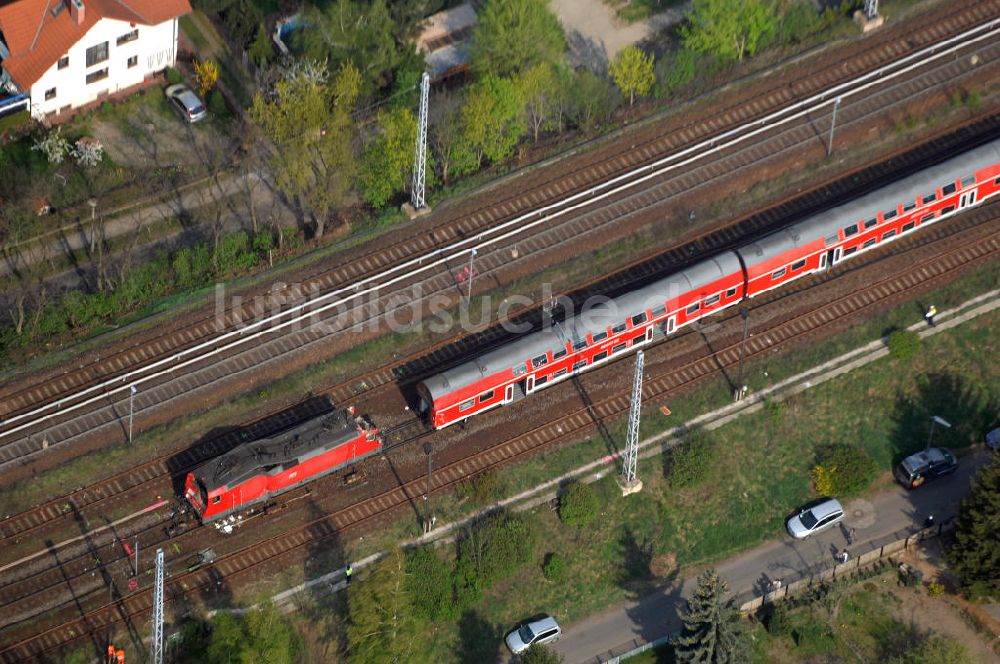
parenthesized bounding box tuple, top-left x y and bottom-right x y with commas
(191, 410, 363, 493)
(421, 251, 742, 401)
(740, 138, 1000, 262)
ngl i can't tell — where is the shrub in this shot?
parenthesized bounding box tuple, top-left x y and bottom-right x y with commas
(558, 482, 600, 527)
(887, 329, 920, 361)
(779, 1, 821, 44)
(166, 67, 183, 85)
(208, 90, 228, 117)
(811, 443, 879, 496)
(655, 48, 696, 97)
(457, 511, 537, 598)
(214, 231, 258, 275)
(927, 581, 945, 597)
(456, 470, 503, 506)
(404, 546, 454, 621)
(542, 553, 567, 582)
(766, 601, 791, 636)
(666, 430, 716, 488)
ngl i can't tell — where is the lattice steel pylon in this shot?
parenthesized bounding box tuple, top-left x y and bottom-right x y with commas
(411, 72, 430, 210)
(621, 350, 644, 488)
(151, 548, 164, 664)
(864, 0, 878, 19)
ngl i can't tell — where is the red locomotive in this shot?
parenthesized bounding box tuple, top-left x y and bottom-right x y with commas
(418, 140, 1000, 428)
(184, 407, 380, 526)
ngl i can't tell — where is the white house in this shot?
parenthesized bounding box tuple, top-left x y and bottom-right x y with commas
(0, 0, 192, 120)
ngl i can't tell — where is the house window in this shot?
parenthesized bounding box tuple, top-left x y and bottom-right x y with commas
(86, 68, 109, 84)
(127, 55, 138, 68)
(45, 88, 57, 100)
(116, 29, 139, 46)
(85, 41, 109, 67)
(58, 56, 69, 69)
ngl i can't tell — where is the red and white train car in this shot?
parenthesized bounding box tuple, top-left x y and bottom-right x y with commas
(184, 408, 380, 524)
(418, 139, 1000, 429)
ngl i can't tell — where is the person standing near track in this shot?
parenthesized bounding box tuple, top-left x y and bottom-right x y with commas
(925, 305, 937, 326)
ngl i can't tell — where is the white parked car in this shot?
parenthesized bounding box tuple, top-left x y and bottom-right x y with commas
(505, 615, 561, 655)
(787, 497, 845, 539)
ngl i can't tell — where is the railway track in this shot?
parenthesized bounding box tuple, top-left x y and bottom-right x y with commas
(3, 114, 998, 562)
(3, 0, 1000, 471)
(3, 200, 998, 661)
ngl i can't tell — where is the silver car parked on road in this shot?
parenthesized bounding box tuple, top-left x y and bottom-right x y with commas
(787, 497, 845, 539)
(505, 615, 561, 655)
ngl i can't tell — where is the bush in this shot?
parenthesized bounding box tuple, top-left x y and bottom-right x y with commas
(766, 601, 791, 636)
(404, 546, 454, 621)
(655, 48, 697, 97)
(666, 430, 716, 488)
(214, 231, 258, 275)
(779, 1, 821, 44)
(887, 329, 920, 361)
(558, 482, 600, 527)
(811, 443, 879, 496)
(456, 470, 503, 506)
(927, 581, 945, 597)
(166, 67, 183, 85)
(456, 511, 537, 599)
(208, 90, 228, 117)
(542, 553, 567, 582)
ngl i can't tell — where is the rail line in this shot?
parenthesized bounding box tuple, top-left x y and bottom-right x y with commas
(2, 2, 999, 464)
(3, 203, 998, 661)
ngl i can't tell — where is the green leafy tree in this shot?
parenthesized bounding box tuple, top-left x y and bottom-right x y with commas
(470, 0, 567, 77)
(517, 62, 564, 141)
(569, 68, 618, 131)
(558, 482, 600, 527)
(404, 546, 454, 621)
(609, 46, 656, 106)
(248, 22, 273, 66)
(947, 459, 1000, 599)
(520, 643, 565, 664)
(655, 48, 698, 97)
(683, 0, 777, 63)
(888, 636, 973, 664)
(249, 63, 361, 238)
(359, 106, 418, 208)
(458, 75, 525, 169)
(347, 549, 432, 664)
(673, 568, 749, 663)
(810, 443, 878, 497)
(204, 602, 301, 664)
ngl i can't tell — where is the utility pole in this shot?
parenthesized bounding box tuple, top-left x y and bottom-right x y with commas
(411, 72, 430, 211)
(826, 96, 842, 156)
(465, 248, 478, 305)
(864, 0, 878, 19)
(87, 198, 98, 253)
(619, 351, 644, 496)
(926, 415, 951, 450)
(128, 385, 137, 443)
(734, 307, 750, 401)
(151, 548, 164, 664)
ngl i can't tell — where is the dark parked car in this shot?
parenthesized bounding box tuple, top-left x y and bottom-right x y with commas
(894, 447, 958, 489)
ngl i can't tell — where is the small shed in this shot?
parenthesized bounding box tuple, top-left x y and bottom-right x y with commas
(415, 2, 477, 82)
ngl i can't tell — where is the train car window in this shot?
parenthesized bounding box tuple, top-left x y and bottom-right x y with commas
(726, 287, 738, 298)
(513, 365, 527, 376)
(920, 213, 934, 223)
(864, 218, 877, 229)
(553, 348, 568, 360)
(573, 359, 588, 371)
(212, 495, 222, 504)
(705, 294, 720, 306)
(902, 221, 915, 232)
(843, 247, 857, 257)
(612, 343, 627, 354)
(791, 259, 806, 270)
(994, 176, 1000, 186)
(941, 205, 955, 215)
(903, 202, 916, 212)
(536, 375, 548, 386)
(631, 312, 648, 326)
(594, 351, 608, 362)
(825, 233, 839, 244)
(961, 175, 976, 187)
(883, 209, 897, 221)
(460, 400, 475, 412)
(652, 305, 667, 318)
(941, 182, 957, 196)
(922, 193, 936, 204)
(686, 303, 699, 315)
(863, 238, 876, 249)
(612, 323, 627, 334)
(882, 230, 896, 240)
(532, 354, 548, 367)
(631, 335, 644, 346)
(553, 368, 568, 378)
(480, 390, 495, 402)
(843, 224, 859, 237)
(573, 339, 588, 351)
(772, 267, 786, 280)
(592, 331, 608, 342)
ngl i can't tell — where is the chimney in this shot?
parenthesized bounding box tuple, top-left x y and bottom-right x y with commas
(69, 0, 85, 25)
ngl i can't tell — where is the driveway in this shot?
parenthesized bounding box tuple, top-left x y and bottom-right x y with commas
(554, 452, 993, 663)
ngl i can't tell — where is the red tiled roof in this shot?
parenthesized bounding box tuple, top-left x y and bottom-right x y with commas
(0, 0, 191, 89)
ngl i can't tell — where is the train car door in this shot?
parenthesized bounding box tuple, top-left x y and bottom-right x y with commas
(526, 375, 535, 394)
(505, 384, 514, 403)
(959, 190, 977, 209)
(819, 247, 842, 270)
(666, 316, 676, 334)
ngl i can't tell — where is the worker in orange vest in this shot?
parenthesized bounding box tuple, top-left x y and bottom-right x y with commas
(107, 644, 116, 663)
(116, 649, 125, 664)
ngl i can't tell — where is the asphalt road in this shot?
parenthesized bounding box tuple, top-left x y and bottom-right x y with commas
(553, 452, 992, 664)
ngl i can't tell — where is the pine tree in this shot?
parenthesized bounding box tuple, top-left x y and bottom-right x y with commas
(672, 568, 748, 663)
(947, 458, 1000, 598)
